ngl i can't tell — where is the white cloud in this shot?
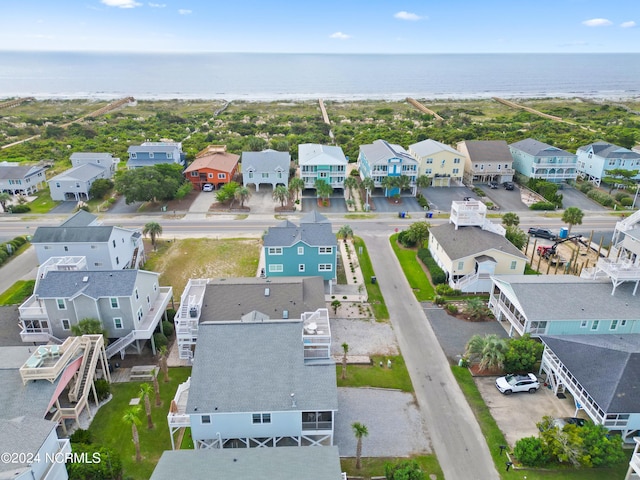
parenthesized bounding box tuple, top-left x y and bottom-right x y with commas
(329, 32, 351, 40)
(100, 0, 142, 8)
(582, 18, 613, 27)
(178, 9, 192, 15)
(394, 11, 422, 21)
(148, 2, 166, 7)
(620, 21, 636, 28)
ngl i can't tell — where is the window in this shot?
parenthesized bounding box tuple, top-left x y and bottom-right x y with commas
(113, 240, 116, 248)
(61, 319, 70, 330)
(113, 318, 123, 329)
(218, 173, 226, 179)
(268, 264, 283, 273)
(201, 415, 211, 424)
(591, 320, 599, 331)
(116, 256, 119, 265)
(167, 153, 173, 159)
(510, 261, 517, 270)
(425, 169, 432, 175)
(57, 299, 66, 310)
(146, 295, 150, 306)
(252, 413, 271, 424)
(453, 168, 459, 174)
(248, 172, 253, 179)
(135, 288, 139, 300)
(130, 152, 137, 159)
(426, 158, 433, 164)
(457, 261, 464, 270)
(137, 307, 144, 322)
(64, 246, 68, 252)
(55, 182, 61, 188)
(91, 245, 97, 249)
(319, 171, 328, 178)
(207, 173, 214, 178)
(454, 158, 460, 164)
(318, 264, 332, 271)
(268, 247, 283, 255)
(621, 320, 627, 327)
(110, 298, 119, 309)
(149, 152, 154, 159)
(318, 247, 333, 254)
(298, 246, 304, 255)
(262, 172, 269, 178)
(610, 320, 618, 330)
(190, 171, 198, 177)
(298, 264, 305, 272)
(94, 262, 103, 267)
(153, 283, 157, 292)
(580, 320, 588, 328)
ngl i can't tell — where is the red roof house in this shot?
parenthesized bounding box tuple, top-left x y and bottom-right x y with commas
(184, 145, 240, 190)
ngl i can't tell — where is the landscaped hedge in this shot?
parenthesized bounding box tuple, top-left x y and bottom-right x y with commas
(587, 189, 615, 207)
(0, 236, 29, 267)
(529, 201, 556, 210)
(8, 204, 31, 213)
(397, 230, 416, 248)
(417, 248, 446, 285)
(415, 192, 429, 209)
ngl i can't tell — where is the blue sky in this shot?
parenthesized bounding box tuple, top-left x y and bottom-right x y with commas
(1, 0, 638, 53)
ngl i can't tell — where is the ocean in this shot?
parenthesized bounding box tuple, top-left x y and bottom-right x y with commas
(0, 51, 639, 101)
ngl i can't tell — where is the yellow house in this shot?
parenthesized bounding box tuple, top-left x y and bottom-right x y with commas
(408, 139, 466, 187)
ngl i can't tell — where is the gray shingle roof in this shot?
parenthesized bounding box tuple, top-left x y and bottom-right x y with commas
(0, 417, 57, 476)
(459, 140, 513, 163)
(298, 144, 347, 166)
(0, 163, 44, 180)
(429, 223, 527, 261)
(48, 163, 107, 182)
(127, 157, 178, 167)
(59, 210, 98, 227)
(31, 225, 114, 243)
(199, 277, 326, 323)
(540, 335, 640, 413)
(359, 139, 417, 166)
(263, 214, 336, 248)
(127, 144, 182, 154)
(493, 275, 640, 322)
(35, 270, 139, 299)
(409, 139, 463, 158)
(186, 321, 338, 414)
(70, 152, 114, 161)
(578, 141, 640, 160)
(510, 138, 575, 158)
(151, 446, 342, 480)
(241, 149, 291, 171)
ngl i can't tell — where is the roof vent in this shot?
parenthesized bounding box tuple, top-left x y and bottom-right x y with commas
(264, 288, 270, 297)
(82, 276, 89, 282)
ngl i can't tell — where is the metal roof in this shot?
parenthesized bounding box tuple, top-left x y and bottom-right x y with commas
(298, 144, 347, 166)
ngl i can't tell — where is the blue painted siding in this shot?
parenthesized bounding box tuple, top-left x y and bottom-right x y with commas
(545, 319, 638, 336)
(265, 242, 336, 281)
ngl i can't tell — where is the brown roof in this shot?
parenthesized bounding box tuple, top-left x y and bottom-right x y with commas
(458, 140, 512, 163)
(184, 151, 239, 174)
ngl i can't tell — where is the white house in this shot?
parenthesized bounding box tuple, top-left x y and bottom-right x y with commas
(576, 141, 640, 186)
(70, 152, 118, 176)
(127, 141, 185, 169)
(47, 163, 110, 201)
(0, 162, 46, 196)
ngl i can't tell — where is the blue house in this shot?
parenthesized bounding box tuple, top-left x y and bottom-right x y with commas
(127, 141, 185, 169)
(298, 144, 348, 190)
(263, 211, 337, 283)
(576, 141, 640, 186)
(509, 138, 578, 183)
(242, 149, 290, 192)
(357, 139, 417, 196)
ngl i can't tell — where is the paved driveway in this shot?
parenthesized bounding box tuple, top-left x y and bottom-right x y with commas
(422, 186, 475, 212)
(475, 185, 529, 212)
(560, 186, 606, 211)
(48, 201, 78, 215)
(370, 194, 421, 213)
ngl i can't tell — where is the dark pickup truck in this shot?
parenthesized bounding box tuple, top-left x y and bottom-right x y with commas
(527, 227, 557, 240)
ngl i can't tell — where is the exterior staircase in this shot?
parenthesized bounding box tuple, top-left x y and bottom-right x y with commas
(105, 331, 136, 359)
(69, 337, 101, 402)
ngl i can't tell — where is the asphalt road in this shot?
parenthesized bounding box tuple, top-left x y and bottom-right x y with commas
(363, 234, 500, 480)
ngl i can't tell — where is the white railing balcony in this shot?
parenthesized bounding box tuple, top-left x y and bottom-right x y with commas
(19, 295, 48, 320)
(490, 298, 526, 336)
(168, 413, 190, 427)
(595, 257, 640, 280)
(134, 286, 173, 339)
(302, 421, 333, 431)
(19, 337, 83, 384)
(20, 329, 52, 343)
(629, 452, 640, 476)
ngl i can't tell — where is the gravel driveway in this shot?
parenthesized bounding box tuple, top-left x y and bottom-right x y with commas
(330, 318, 398, 356)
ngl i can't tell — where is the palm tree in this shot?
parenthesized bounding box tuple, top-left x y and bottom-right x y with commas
(352, 422, 369, 469)
(562, 207, 584, 235)
(464, 334, 508, 372)
(272, 185, 289, 207)
(139, 383, 154, 429)
(416, 175, 431, 191)
(152, 369, 161, 407)
(288, 177, 305, 201)
(341, 342, 349, 380)
(381, 176, 398, 197)
(396, 174, 411, 193)
(158, 345, 170, 383)
(0, 192, 11, 212)
(314, 178, 334, 204)
(362, 177, 375, 209)
(70, 318, 108, 342)
(343, 176, 358, 200)
(501, 212, 520, 227)
(234, 186, 251, 208)
(143, 222, 163, 251)
(337, 224, 353, 241)
(122, 406, 142, 462)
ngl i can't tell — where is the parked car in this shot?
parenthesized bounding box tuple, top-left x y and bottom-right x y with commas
(503, 181, 515, 190)
(489, 181, 499, 189)
(528, 227, 557, 240)
(202, 183, 214, 192)
(495, 373, 540, 395)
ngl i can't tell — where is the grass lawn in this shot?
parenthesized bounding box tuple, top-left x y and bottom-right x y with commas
(142, 238, 260, 297)
(389, 233, 435, 301)
(27, 190, 58, 213)
(337, 355, 413, 392)
(341, 455, 444, 480)
(451, 366, 630, 479)
(353, 236, 389, 321)
(89, 367, 191, 480)
(0, 279, 35, 305)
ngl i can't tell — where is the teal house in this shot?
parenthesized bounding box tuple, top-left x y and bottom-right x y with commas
(509, 138, 578, 183)
(298, 143, 347, 190)
(263, 211, 337, 284)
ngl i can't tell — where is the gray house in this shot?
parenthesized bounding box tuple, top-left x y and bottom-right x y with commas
(47, 163, 110, 201)
(242, 149, 290, 191)
(457, 140, 514, 184)
(18, 268, 172, 357)
(31, 211, 145, 270)
(0, 161, 46, 196)
(70, 152, 118, 176)
(127, 141, 185, 169)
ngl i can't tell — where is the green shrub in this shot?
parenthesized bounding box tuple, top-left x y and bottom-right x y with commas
(153, 331, 168, 349)
(472, 187, 486, 197)
(162, 320, 174, 338)
(620, 197, 633, 207)
(397, 230, 416, 248)
(165, 308, 176, 323)
(513, 436, 550, 467)
(446, 304, 459, 314)
(614, 192, 629, 202)
(529, 201, 556, 210)
(70, 428, 93, 445)
(433, 295, 446, 305)
(94, 378, 110, 401)
(578, 182, 594, 194)
(67, 444, 122, 480)
(435, 284, 462, 296)
(9, 204, 31, 213)
(587, 189, 615, 207)
(11, 236, 27, 247)
(417, 248, 446, 284)
(0, 250, 8, 264)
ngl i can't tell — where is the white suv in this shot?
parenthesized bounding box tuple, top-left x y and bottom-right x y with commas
(202, 184, 214, 192)
(495, 373, 540, 395)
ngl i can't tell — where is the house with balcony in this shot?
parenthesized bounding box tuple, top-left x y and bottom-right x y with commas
(298, 144, 347, 190)
(357, 139, 418, 196)
(173, 276, 325, 361)
(263, 211, 337, 284)
(127, 141, 186, 169)
(31, 211, 145, 270)
(627, 437, 640, 480)
(539, 334, 640, 443)
(151, 446, 344, 480)
(457, 140, 514, 184)
(70, 152, 118, 176)
(169, 310, 337, 450)
(0, 161, 46, 197)
(576, 141, 640, 186)
(408, 139, 466, 187)
(184, 145, 239, 191)
(18, 265, 172, 358)
(509, 138, 578, 183)
(428, 200, 526, 292)
(47, 163, 111, 201)
(488, 275, 640, 338)
(242, 149, 290, 191)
